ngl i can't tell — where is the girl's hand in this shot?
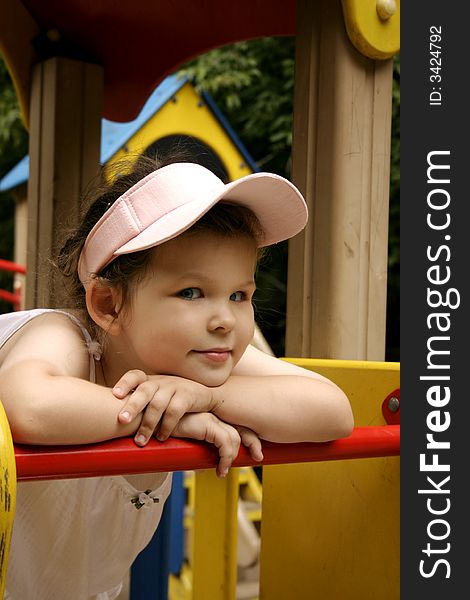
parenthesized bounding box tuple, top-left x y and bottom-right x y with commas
(235, 425, 264, 463)
(113, 370, 214, 446)
(172, 413, 263, 478)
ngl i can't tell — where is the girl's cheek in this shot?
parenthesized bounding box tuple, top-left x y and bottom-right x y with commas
(177, 312, 203, 330)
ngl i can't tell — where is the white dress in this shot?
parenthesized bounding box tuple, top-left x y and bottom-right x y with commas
(1, 309, 172, 600)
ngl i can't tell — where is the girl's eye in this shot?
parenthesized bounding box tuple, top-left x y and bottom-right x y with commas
(230, 291, 246, 302)
(179, 288, 202, 300)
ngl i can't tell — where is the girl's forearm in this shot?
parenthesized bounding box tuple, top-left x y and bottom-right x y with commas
(210, 375, 354, 442)
(2, 365, 139, 445)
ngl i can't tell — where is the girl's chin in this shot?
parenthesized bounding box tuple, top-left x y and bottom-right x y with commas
(159, 363, 232, 387)
(187, 371, 231, 388)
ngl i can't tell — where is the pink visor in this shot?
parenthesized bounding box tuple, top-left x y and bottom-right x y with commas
(78, 162, 308, 284)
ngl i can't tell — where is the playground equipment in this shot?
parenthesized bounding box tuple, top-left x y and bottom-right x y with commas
(0, 1, 400, 598)
(0, 402, 15, 598)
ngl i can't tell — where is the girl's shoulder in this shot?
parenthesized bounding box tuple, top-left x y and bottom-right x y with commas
(0, 309, 94, 379)
(0, 309, 85, 346)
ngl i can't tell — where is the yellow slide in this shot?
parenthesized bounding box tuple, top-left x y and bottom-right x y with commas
(0, 400, 16, 598)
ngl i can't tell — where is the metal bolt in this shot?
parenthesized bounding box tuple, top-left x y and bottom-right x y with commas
(376, 0, 397, 20)
(388, 396, 400, 413)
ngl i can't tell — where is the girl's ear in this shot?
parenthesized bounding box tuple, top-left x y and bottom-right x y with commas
(86, 279, 123, 335)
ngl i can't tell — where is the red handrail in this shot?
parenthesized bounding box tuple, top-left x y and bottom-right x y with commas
(0, 258, 26, 275)
(14, 425, 400, 481)
(0, 258, 26, 310)
(0, 289, 21, 306)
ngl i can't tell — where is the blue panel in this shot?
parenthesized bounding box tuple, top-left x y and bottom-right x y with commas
(0, 155, 29, 192)
(130, 492, 172, 600)
(129, 472, 185, 600)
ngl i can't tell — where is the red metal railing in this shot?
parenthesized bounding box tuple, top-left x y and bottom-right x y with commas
(0, 258, 26, 311)
(0, 259, 26, 275)
(0, 288, 20, 308)
(14, 425, 400, 481)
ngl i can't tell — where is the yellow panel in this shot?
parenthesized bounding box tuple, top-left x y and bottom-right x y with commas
(0, 401, 16, 597)
(108, 82, 253, 182)
(282, 358, 399, 424)
(169, 564, 192, 600)
(341, 0, 400, 59)
(260, 359, 399, 600)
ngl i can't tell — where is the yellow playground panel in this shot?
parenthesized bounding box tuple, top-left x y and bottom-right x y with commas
(167, 358, 399, 600)
(0, 402, 16, 598)
(260, 359, 399, 599)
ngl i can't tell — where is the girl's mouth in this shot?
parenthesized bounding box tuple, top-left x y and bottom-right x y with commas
(194, 349, 231, 362)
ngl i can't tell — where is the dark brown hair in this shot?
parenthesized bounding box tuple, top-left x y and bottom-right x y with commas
(57, 152, 264, 334)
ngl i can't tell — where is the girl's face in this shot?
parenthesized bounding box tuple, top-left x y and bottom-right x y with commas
(114, 231, 257, 387)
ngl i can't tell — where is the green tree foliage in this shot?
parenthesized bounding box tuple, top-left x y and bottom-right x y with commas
(0, 58, 28, 176)
(180, 37, 295, 178)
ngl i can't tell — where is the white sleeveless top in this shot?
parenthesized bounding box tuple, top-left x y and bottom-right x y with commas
(1, 309, 172, 600)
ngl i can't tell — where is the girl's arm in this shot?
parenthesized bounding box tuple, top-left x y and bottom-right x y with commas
(0, 313, 138, 444)
(115, 345, 354, 444)
(211, 344, 354, 443)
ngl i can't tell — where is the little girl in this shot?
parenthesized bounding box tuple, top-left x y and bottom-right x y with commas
(0, 154, 353, 599)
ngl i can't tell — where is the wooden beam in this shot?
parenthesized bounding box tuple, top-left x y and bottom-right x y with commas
(26, 58, 103, 308)
(286, 0, 393, 361)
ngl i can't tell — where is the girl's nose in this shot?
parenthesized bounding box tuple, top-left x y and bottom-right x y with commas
(207, 302, 236, 332)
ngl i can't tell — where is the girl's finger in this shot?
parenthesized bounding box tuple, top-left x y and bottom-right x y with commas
(112, 369, 147, 398)
(156, 394, 189, 441)
(134, 403, 162, 446)
(133, 388, 174, 444)
(118, 382, 164, 426)
(237, 426, 264, 462)
(215, 425, 241, 478)
(117, 382, 158, 423)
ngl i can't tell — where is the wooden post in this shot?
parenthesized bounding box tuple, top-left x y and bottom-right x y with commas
(259, 3, 398, 599)
(286, 0, 393, 361)
(13, 187, 27, 310)
(26, 58, 103, 308)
